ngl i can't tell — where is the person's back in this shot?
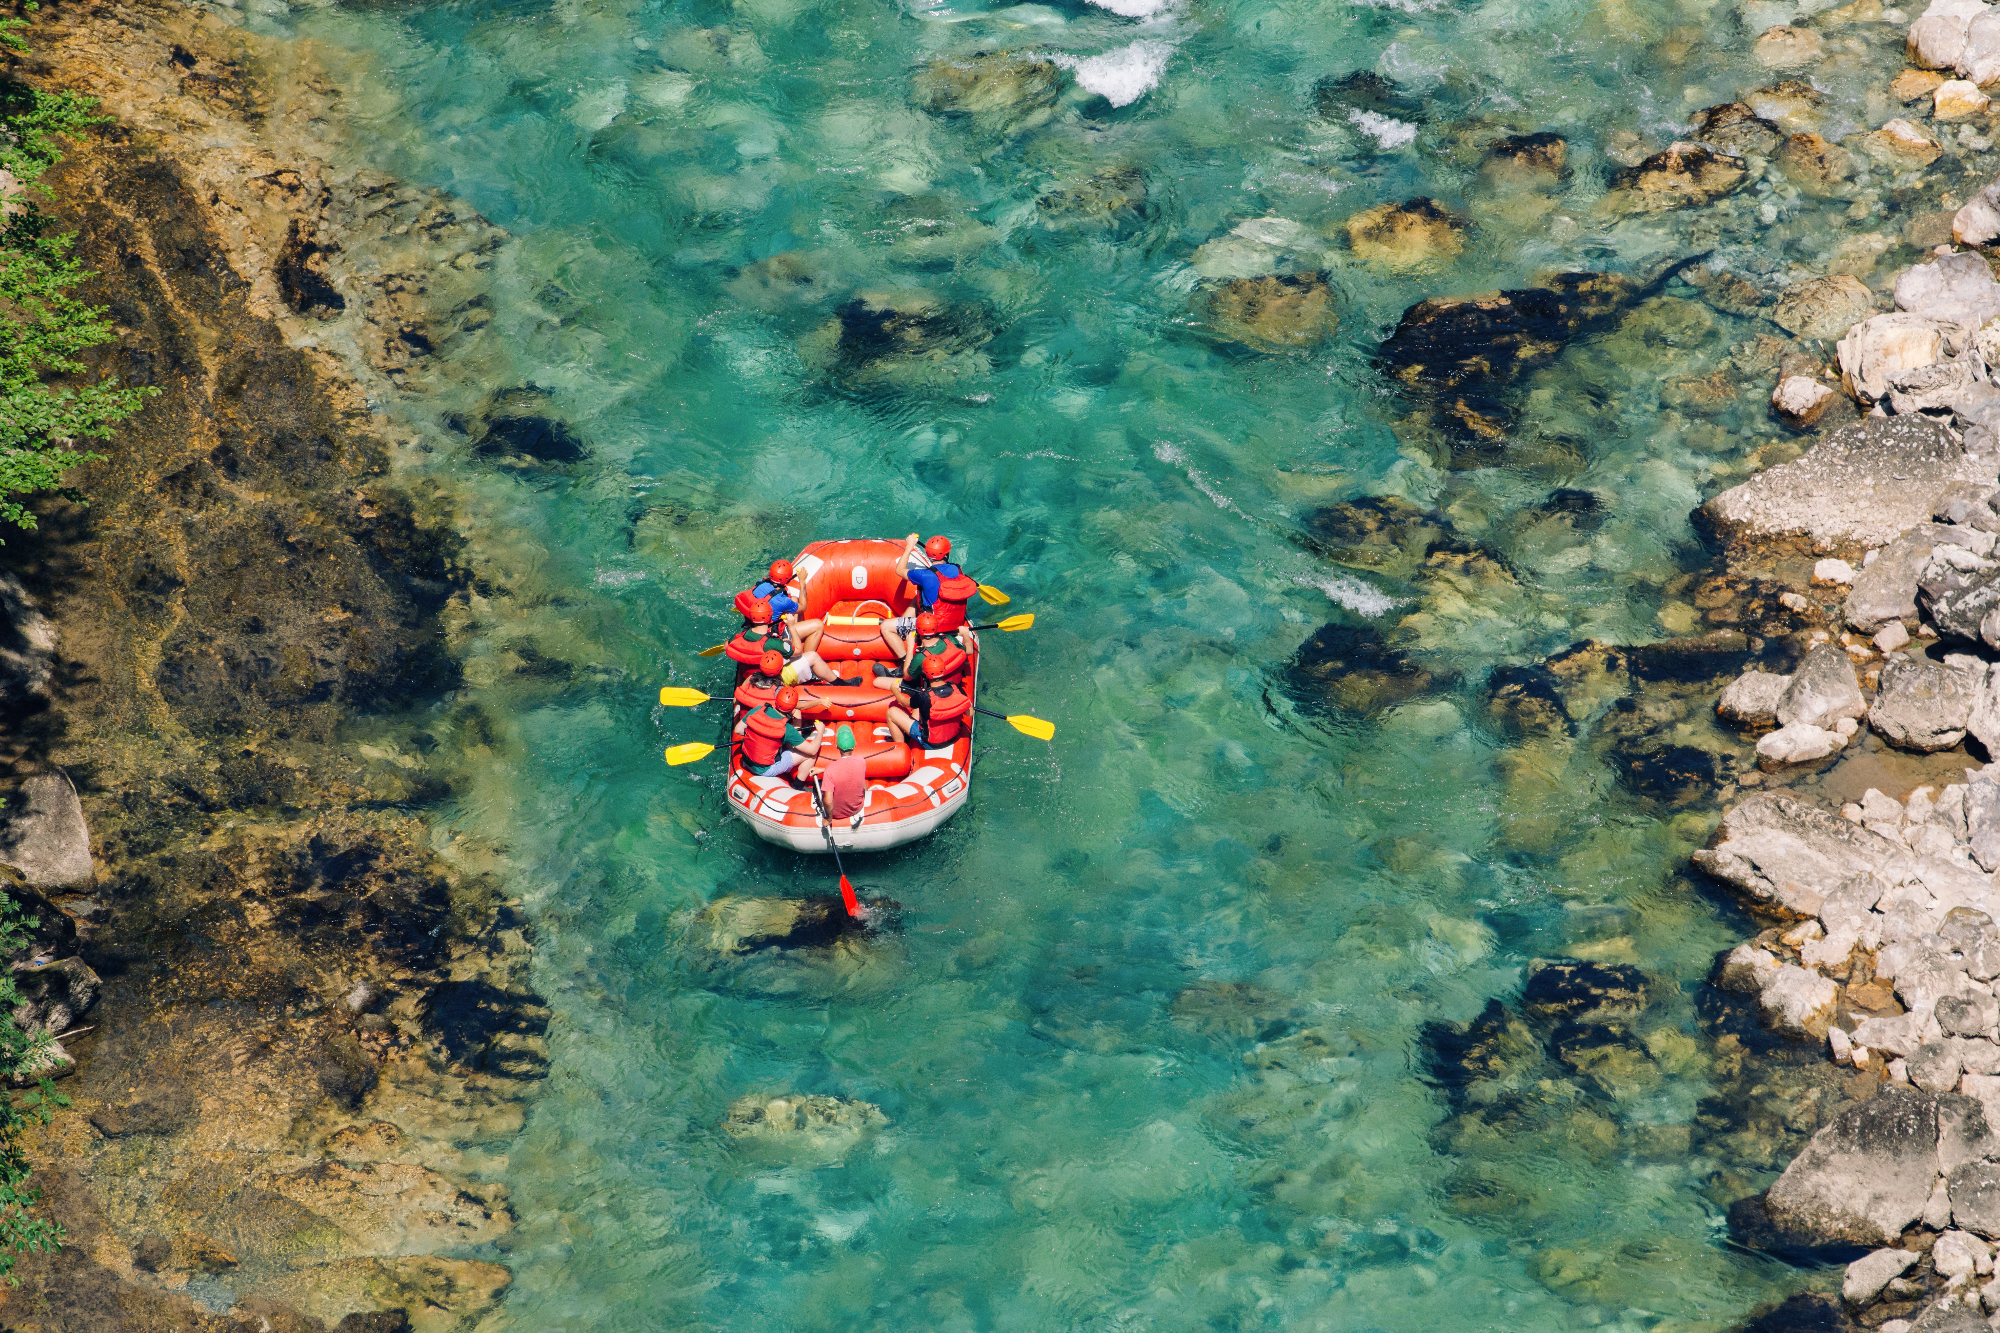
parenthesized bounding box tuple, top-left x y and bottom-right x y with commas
(817, 724, 869, 825)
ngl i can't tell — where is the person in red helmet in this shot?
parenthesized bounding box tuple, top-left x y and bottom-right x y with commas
(872, 610, 968, 687)
(751, 557, 824, 655)
(880, 532, 980, 657)
(725, 594, 840, 682)
(885, 652, 973, 751)
(739, 685, 823, 780)
(733, 650, 791, 712)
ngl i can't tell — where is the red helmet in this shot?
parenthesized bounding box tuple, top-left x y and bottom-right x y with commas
(776, 685, 801, 710)
(922, 653, 953, 679)
(746, 598, 773, 623)
(915, 611, 940, 636)
(758, 650, 785, 676)
(924, 535, 952, 561)
(768, 559, 794, 585)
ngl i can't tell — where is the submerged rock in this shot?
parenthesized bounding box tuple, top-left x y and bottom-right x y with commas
(1485, 665, 1571, 738)
(1774, 132, 1854, 195)
(1378, 270, 1643, 442)
(1695, 102, 1783, 155)
(803, 289, 998, 388)
(1601, 141, 1747, 214)
(1170, 981, 1301, 1040)
(1483, 131, 1568, 184)
(1036, 167, 1148, 230)
(1313, 70, 1422, 120)
(1771, 275, 1877, 340)
(723, 1092, 888, 1156)
(699, 894, 870, 954)
(1300, 495, 1449, 576)
(1286, 624, 1450, 714)
(1204, 271, 1339, 353)
(1856, 118, 1943, 167)
(1343, 197, 1467, 271)
(912, 50, 1062, 124)
(1521, 960, 1650, 1024)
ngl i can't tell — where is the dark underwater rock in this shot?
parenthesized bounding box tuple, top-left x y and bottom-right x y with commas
(474, 414, 588, 464)
(1485, 664, 1571, 738)
(1286, 624, 1452, 714)
(1313, 70, 1422, 120)
(1607, 737, 1729, 802)
(1521, 960, 1651, 1024)
(276, 217, 345, 317)
(1036, 167, 1148, 230)
(1419, 998, 1543, 1103)
(1486, 131, 1568, 181)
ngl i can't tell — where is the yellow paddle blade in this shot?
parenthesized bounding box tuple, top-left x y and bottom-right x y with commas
(696, 642, 728, 658)
(1006, 714, 1055, 741)
(996, 613, 1034, 632)
(665, 743, 716, 766)
(658, 687, 713, 707)
(977, 583, 1011, 606)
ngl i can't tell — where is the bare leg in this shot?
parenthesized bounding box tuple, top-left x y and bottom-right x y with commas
(790, 617, 824, 654)
(885, 706, 915, 743)
(878, 624, 908, 660)
(790, 650, 840, 683)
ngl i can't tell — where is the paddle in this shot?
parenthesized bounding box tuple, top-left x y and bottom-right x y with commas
(695, 643, 728, 658)
(971, 580, 1010, 606)
(659, 686, 716, 707)
(810, 776, 863, 919)
(973, 705, 1055, 741)
(665, 742, 715, 766)
(968, 613, 1033, 632)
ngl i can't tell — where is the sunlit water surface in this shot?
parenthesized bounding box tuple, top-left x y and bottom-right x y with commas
(211, 0, 1931, 1323)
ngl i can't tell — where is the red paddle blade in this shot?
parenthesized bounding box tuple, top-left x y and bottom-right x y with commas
(839, 874, 861, 919)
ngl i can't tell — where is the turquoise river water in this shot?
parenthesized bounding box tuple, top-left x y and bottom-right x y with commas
(215, 0, 1936, 1323)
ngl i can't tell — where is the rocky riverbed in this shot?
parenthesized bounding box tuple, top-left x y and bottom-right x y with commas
(0, 2, 554, 1328)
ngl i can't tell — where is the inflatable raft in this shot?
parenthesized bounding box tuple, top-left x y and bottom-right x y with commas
(727, 538, 977, 853)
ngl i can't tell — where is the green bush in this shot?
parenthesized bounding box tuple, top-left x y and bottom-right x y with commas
(0, 893, 67, 1284)
(0, 53, 155, 539)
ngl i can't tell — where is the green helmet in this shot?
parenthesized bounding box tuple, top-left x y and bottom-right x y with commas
(836, 724, 856, 752)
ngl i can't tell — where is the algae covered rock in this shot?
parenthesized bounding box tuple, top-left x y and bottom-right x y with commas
(913, 50, 1061, 124)
(1285, 624, 1450, 714)
(802, 289, 998, 389)
(1520, 960, 1650, 1024)
(724, 1092, 888, 1157)
(1693, 102, 1783, 155)
(1343, 197, 1467, 271)
(1774, 132, 1854, 195)
(1036, 167, 1148, 230)
(699, 894, 865, 954)
(1771, 274, 1876, 339)
(1482, 131, 1568, 185)
(1204, 271, 1339, 352)
(1601, 141, 1746, 214)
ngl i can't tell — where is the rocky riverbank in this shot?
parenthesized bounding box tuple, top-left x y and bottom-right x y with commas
(0, 2, 551, 1328)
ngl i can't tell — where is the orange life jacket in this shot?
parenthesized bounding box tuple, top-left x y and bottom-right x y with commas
(741, 706, 790, 767)
(726, 625, 786, 667)
(734, 676, 780, 711)
(932, 573, 979, 631)
(918, 682, 972, 745)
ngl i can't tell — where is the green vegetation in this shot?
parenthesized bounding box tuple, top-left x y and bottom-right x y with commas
(0, 894, 66, 1283)
(0, 22, 154, 539)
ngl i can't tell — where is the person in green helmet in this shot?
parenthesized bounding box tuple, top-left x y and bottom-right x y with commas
(813, 723, 870, 829)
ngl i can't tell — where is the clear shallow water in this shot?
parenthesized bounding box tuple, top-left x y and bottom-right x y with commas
(217, 0, 1936, 1324)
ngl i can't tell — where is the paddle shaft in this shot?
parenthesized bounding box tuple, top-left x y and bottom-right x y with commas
(810, 777, 862, 919)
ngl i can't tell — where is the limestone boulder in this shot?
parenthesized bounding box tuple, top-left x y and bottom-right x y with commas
(1938, 78, 1995, 118)
(1772, 375, 1836, 428)
(1897, 252, 2000, 332)
(1602, 141, 1747, 214)
(1773, 274, 1878, 339)
(1758, 721, 1849, 769)
(1778, 644, 1867, 729)
(1838, 312, 1948, 401)
(1895, 67, 1953, 102)
(1910, 0, 1992, 71)
(1693, 792, 1906, 918)
(1870, 656, 1981, 751)
(1955, 179, 2000, 246)
(0, 773, 92, 889)
(1764, 1090, 1982, 1245)
(1776, 132, 1855, 195)
(1856, 118, 1944, 167)
(1848, 523, 1962, 629)
(1750, 80, 1828, 131)
(1719, 669, 1794, 725)
(1845, 1247, 1922, 1303)
(1889, 358, 1982, 415)
(1969, 671, 2000, 760)
(1701, 416, 1980, 550)
(1921, 546, 2000, 647)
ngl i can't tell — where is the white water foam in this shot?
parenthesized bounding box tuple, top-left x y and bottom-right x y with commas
(1297, 572, 1401, 618)
(1347, 107, 1418, 150)
(1054, 39, 1176, 107)
(1081, 0, 1177, 16)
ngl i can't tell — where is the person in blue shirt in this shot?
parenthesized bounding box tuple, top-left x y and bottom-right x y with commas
(880, 533, 978, 658)
(752, 558, 824, 656)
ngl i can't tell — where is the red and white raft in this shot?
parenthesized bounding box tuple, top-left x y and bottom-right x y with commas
(727, 538, 976, 853)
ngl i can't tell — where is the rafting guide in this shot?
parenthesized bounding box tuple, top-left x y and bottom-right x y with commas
(658, 537, 1051, 916)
